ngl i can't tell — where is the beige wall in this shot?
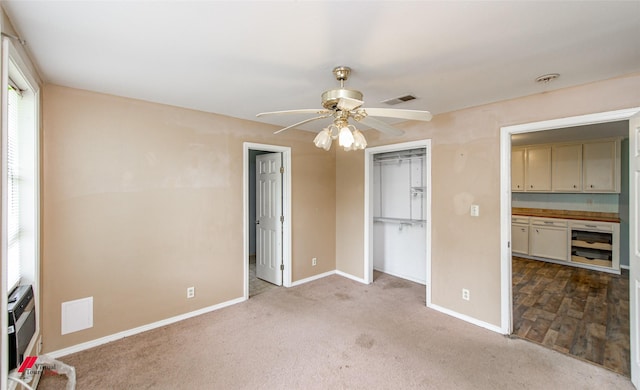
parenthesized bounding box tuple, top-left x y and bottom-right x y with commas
(42, 85, 335, 352)
(336, 73, 640, 327)
(291, 142, 336, 280)
(335, 148, 365, 278)
(42, 73, 640, 352)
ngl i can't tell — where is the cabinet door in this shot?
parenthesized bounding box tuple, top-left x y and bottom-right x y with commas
(511, 148, 525, 191)
(530, 226, 569, 261)
(552, 143, 582, 192)
(511, 224, 529, 255)
(525, 146, 551, 191)
(583, 140, 620, 192)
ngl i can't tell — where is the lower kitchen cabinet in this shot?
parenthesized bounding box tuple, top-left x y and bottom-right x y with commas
(511, 215, 620, 274)
(511, 217, 529, 255)
(569, 220, 619, 271)
(529, 218, 569, 261)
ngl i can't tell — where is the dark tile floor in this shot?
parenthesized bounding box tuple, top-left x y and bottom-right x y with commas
(512, 256, 630, 376)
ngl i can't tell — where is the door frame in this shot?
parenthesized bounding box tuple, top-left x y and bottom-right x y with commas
(499, 107, 640, 334)
(364, 139, 432, 300)
(255, 152, 284, 286)
(243, 142, 292, 299)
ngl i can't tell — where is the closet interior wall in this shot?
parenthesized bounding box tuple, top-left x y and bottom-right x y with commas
(372, 148, 427, 284)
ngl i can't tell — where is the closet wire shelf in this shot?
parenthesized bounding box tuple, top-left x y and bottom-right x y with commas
(373, 217, 426, 226)
(373, 147, 426, 228)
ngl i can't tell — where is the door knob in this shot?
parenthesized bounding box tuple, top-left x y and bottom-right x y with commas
(256, 220, 260, 225)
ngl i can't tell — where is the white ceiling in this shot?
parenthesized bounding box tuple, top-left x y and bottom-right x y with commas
(3, 1, 640, 133)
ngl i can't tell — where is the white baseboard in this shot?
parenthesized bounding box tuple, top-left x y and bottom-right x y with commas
(335, 270, 368, 284)
(428, 303, 506, 334)
(47, 270, 361, 358)
(373, 267, 426, 285)
(47, 296, 246, 359)
(290, 269, 370, 287)
(290, 270, 335, 287)
(45, 275, 507, 359)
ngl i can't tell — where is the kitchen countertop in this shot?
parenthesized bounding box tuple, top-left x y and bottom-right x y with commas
(512, 207, 620, 223)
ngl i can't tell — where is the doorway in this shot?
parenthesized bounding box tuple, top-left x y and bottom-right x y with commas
(243, 143, 292, 299)
(364, 140, 432, 302)
(499, 108, 640, 384)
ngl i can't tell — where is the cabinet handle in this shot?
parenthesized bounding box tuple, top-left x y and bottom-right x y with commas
(543, 221, 554, 224)
(573, 185, 577, 188)
(530, 185, 534, 188)
(585, 224, 597, 228)
(590, 184, 594, 188)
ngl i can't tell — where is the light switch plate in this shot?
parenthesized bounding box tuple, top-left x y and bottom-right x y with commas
(470, 205, 480, 217)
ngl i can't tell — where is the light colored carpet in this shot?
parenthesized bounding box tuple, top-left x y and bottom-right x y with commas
(37, 272, 632, 389)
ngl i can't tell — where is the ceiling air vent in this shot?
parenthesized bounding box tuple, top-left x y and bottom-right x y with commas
(382, 94, 417, 105)
(535, 73, 560, 84)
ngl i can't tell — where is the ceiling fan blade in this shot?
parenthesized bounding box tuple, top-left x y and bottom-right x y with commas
(337, 97, 364, 112)
(356, 116, 404, 136)
(364, 107, 433, 121)
(273, 114, 332, 135)
(257, 109, 331, 117)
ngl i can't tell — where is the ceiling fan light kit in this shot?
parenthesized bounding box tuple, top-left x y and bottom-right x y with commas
(257, 66, 433, 152)
(313, 120, 367, 151)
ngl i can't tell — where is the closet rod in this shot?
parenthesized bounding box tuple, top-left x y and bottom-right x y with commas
(373, 148, 425, 163)
(373, 217, 426, 225)
(373, 152, 425, 163)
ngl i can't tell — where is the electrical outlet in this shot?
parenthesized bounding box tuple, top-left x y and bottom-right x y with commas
(312, 257, 317, 266)
(187, 287, 195, 299)
(462, 288, 470, 301)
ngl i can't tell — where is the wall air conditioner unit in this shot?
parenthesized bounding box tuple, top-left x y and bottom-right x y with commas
(8, 285, 36, 372)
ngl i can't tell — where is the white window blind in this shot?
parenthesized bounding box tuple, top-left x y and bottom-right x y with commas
(7, 86, 21, 291)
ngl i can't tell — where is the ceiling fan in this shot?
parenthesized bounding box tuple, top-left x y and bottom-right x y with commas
(256, 66, 433, 151)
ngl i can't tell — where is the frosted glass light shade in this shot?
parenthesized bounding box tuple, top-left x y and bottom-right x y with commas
(338, 126, 354, 148)
(313, 121, 365, 152)
(313, 128, 332, 151)
(352, 129, 367, 149)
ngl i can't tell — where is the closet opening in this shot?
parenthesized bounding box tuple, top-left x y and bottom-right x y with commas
(364, 140, 432, 302)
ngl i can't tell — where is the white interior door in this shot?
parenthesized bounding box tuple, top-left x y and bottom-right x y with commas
(629, 113, 640, 387)
(256, 153, 283, 286)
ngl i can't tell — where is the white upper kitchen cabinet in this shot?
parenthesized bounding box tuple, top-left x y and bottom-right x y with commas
(511, 147, 525, 192)
(524, 146, 552, 192)
(582, 139, 621, 193)
(552, 143, 582, 192)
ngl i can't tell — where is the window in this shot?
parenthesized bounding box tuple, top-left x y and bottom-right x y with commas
(1, 35, 41, 389)
(3, 54, 39, 294)
(7, 85, 21, 290)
